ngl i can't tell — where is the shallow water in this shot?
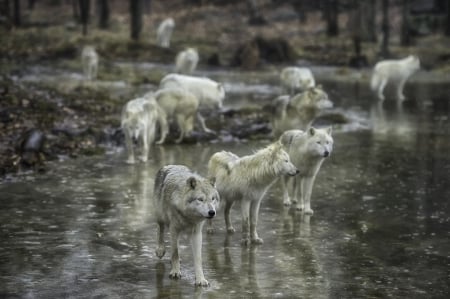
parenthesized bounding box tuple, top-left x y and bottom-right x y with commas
(2, 66, 450, 298)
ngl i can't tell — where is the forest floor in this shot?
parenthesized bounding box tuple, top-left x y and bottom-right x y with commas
(1, 1, 450, 180)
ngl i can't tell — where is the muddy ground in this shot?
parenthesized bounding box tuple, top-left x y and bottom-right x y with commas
(1, 1, 449, 180)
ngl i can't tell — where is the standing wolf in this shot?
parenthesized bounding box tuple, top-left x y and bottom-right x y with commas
(175, 48, 199, 74)
(153, 165, 219, 286)
(207, 142, 298, 245)
(370, 55, 420, 103)
(280, 66, 315, 95)
(154, 87, 199, 144)
(159, 74, 225, 133)
(156, 18, 175, 48)
(121, 96, 167, 164)
(279, 127, 333, 214)
(81, 45, 99, 80)
(271, 85, 333, 137)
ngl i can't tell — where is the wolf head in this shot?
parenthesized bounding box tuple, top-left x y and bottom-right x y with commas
(184, 176, 220, 219)
(306, 127, 333, 158)
(407, 55, 421, 72)
(292, 85, 333, 112)
(269, 142, 299, 176)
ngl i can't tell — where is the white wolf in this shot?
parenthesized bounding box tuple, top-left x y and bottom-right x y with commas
(154, 87, 199, 144)
(156, 18, 175, 48)
(370, 55, 420, 102)
(153, 165, 219, 286)
(121, 96, 167, 164)
(159, 74, 226, 133)
(207, 141, 298, 245)
(175, 48, 199, 74)
(279, 127, 333, 214)
(81, 45, 99, 80)
(271, 85, 333, 137)
(280, 66, 315, 95)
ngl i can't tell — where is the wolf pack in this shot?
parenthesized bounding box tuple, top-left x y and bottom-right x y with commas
(80, 17, 421, 287)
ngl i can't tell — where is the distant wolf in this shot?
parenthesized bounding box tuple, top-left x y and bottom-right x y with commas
(370, 55, 420, 102)
(81, 46, 99, 80)
(279, 127, 333, 214)
(121, 96, 167, 164)
(271, 85, 333, 137)
(153, 165, 219, 286)
(175, 48, 199, 74)
(156, 18, 175, 48)
(280, 66, 315, 95)
(154, 87, 199, 144)
(159, 74, 225, 133)
(207, 141, 298, 245)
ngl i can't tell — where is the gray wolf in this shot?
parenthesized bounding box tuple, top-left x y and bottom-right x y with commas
(279, 127, 333, 214)
(153, 165, 219, 286)
(121, 96, 167, 164)
(81, 45, 98, 80)
(280, 66, 315, 95)
(175, 48, 199, 74)
(271, 85, 333, 137)
(370, 55, 420, 103)
(159, 74, 225, 133)
(156, 18, 175, 48)
(207, 141, 298, 245)
(154, 87, 199, 143)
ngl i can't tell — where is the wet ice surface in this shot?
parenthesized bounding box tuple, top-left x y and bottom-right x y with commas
(2, 66, 450, 298)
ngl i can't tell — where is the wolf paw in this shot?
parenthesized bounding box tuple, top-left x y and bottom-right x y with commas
(139, 155, 148, 162)
(304, 208, 314, 215)
(283, 198, 292, 206)
(195, 278, 210, 287)
(169, 270, 181, 279)
(155, 247, 166, 259)
(252, 237, 264, 245)
(227, 227, 236, 234)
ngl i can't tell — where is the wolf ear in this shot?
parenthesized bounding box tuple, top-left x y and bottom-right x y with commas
(309, 127, 316, 136)
(209, 177, 216, 187)
(217, 83, 223, 91)
(326, 126, 332, 135)
(187, 177, 197, 189)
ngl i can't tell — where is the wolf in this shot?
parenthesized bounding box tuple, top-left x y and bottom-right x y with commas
(121, 96, 167, 164)
(370, 55, 420, 103)
(279, 127, 333, 214)
(81, 45, 99, 80)
(156, 18, 175, 48)
(154, 87, 199, 144)
(207, 141, 299, 245)
(153, 165, 219, 286)
(271, 85, 333, 137)
(159, 74, 225, 133)
(175, 48, 199, 74)
(280, 66, 315, 95)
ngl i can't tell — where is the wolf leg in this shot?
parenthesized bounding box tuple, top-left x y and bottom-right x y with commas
(156, 222, 166, 258)
(124, 128, 135, 164)
(240, 200, 251, 246)
(224, 199, 235, 233)
(191, 223, 209, 286)
(175, 114, 186, 143)
(396, 78, 407, 101)
(169, 228, 181, 279)
(140, 126, 149, 162)
(377, 78, 388, 101)
(302, 176, 316, 215)
(281, 176, 292, 205)
(197, 112, 214, 134)
(296, 178, 306, 211)
(250, 198, 264, 244)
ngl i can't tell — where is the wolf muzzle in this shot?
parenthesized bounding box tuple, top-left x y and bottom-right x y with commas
(207, 210, 216, 218)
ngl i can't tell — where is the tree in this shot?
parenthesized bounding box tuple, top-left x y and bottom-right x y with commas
(130, 0, 143, 40)
(13, 0, 21, 27)
(246, 0, 266, 25)
(400, 0, 412, 46)
(361, 0, 377, 42)
(379, 0, 390, 58)
(445, 0, 450, 36)
(324, 0, 339, 37)
(79, 0, 90, 36)
(291, 0, 308, 23)
(97, 0, 109, 29)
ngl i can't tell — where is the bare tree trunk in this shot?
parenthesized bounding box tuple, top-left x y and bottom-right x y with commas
(246, 0, 266, 25)
(380, 0, 390, 58)
(445, 0, 450, 36)
(73, 0, 80, 21)
(400, 0, 412, 46)
(28, 0, 36, 10)
(97, 0, 109, 29)
(13, 0, 21, 27)
(130, 0, 143, 40)
(79, 0, 90, 36)
(361, 0, 377, 42)
(325, 0, 339, 37)
(292, 0, 307, 23)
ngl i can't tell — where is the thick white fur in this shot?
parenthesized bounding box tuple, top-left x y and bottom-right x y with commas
(160, 74, 225, 133)
(280, 67, 315, 95)
(370, 55, 420, 102)
(156, 18, 175, 48)
(175, 48, 199, 74)
(121, 96, 167, 164)
(81, 46, 99, 80)
(279, 127, 333, 214)
(207, 141, 298, 245)
(272, 85, 333, 137)
(154, 165, 219, 286)
(154, 87, 199, 143)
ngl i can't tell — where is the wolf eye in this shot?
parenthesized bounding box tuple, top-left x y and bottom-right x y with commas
(285, 159, 289, 163)
(197, 198, 204, 202)
(316, 141, 321, 145)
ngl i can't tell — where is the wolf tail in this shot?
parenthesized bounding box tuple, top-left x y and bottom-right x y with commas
(370, 72, 380, 91)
